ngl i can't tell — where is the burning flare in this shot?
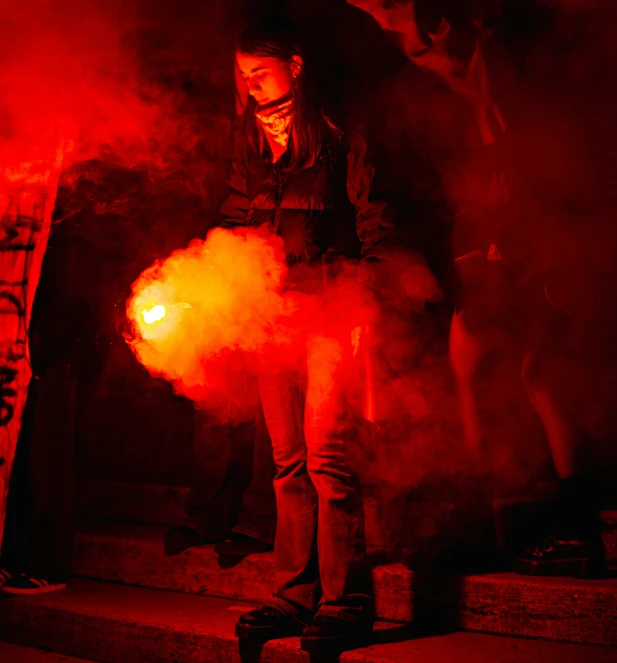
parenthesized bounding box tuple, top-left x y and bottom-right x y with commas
(126, 227, 294, 399)
(142, 304, 166, 325)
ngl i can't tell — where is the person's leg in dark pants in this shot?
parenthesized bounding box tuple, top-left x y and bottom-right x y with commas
(167, 401, 277, 556)
(220, 404, 277, 552)
(300, 335, 371, 651)
(260, 364, 319, 617)
(236, 338, 371, 650)
(165, 408, 235, 555)
(235, 362, 318, 640)
(515, 303, 607, 578)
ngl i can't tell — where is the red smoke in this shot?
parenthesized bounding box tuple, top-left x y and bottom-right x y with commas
(125, 227, 351, 414)
(126, 227, 295, 401)
(0, 0, 214, 177)
(127, 223, 435, 419)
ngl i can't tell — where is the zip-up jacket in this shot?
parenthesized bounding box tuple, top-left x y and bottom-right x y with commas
(219, 129, 396, 280)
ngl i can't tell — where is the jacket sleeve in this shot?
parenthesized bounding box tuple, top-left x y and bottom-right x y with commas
(346, 127, 397, 289)
(219, 140, 250, 228)
(346, 127, 443, 305)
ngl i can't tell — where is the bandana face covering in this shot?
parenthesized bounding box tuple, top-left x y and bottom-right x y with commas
(255, 92, 295, 152)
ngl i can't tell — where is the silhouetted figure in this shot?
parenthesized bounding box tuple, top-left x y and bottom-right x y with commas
(164, 401, 277, 556)
(348, 0, 608, 577)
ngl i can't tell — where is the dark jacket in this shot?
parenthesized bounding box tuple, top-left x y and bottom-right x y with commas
(344, 62, 470, 299)
(219, 130, 395, 276)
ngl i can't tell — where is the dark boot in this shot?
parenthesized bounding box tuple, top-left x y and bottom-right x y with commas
(513, 475, 607, 578)
(513, 534, 607, 578)
(0, 568, 12, 589)
(235, 605, 309, 641)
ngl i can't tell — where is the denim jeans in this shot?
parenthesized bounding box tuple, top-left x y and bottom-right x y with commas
(259, 335, 370, 620)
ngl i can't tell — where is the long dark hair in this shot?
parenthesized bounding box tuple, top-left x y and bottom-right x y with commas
(237, 17, 340, 171)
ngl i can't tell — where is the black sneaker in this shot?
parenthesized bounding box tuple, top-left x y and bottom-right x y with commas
(513, 535, 608, 579)
(0, 569, 11, 588)
(235, 605, 308, 641)
(215, 532, 273, 556)
(300, 614, 373, 653)
(2, 574, 67, 595)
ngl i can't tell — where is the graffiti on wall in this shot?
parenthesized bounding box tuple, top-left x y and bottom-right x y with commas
(0, 149, 65, 544)
(0, 198, 45, 425)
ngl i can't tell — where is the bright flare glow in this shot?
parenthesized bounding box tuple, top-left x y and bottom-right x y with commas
(142, 304, 166, 324)
(125, 228, 294, 398)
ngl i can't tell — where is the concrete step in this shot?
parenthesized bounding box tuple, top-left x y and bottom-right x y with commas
(2, 579, 617, 663)
(77, 474, 617, 564)
(76, 476, 405, 559)
(0, 641, 96, 663)
(71, 522, 617, 646)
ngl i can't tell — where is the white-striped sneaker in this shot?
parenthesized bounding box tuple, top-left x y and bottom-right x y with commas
(0, 568, 11, 588)
(2, 574, 67, 595)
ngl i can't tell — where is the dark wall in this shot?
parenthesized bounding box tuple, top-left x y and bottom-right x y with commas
(49, 0, 250, 481)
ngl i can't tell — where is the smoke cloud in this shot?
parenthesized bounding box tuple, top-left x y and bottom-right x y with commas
(0, 0, 244, 192)
(125, 224, 442, 425)
(126, 228, 294, 405)
(6, 0, 615, 562)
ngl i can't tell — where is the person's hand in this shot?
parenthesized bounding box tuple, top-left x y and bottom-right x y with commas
(346, 0, 413, 30)
(352, 326, 374, 357)
(351, 325, 363, 357)
(346, 0, 427, 55)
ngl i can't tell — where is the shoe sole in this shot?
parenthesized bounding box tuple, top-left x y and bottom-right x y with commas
(3, 583, 67, 595)
(513, 557, 608, 579)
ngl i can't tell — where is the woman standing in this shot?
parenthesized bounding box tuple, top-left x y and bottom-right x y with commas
(222, 17, 394, 652)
